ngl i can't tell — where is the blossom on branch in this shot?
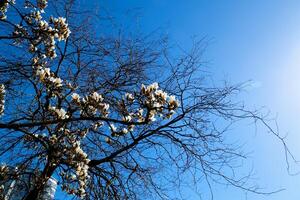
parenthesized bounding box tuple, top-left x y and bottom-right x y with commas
(0, 0, 15, 20)
(49, 107, 69, 119)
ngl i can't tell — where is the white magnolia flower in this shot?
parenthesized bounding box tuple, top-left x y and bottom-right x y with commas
(122, 128, 128, 134)
(50, 77, 63, 87)
(103, 103, 109, 110)
(149, 82, 159, 90)
(105, 137, 112, 144)
(50, 107, 69, 119)
(125, 93, 135, 102)
(91, 92, 103, 102)
(168, 95, 179, 110)
(44, 68, 51, 75)
(155, 89, 168, 101)
(36, 67, 51, 80)
(110, 124, 117, 132)
(123, 115, 132, 122)
(71, 93, 80, 102)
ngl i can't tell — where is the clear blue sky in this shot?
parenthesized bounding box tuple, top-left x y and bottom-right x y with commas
(56, 1, 300, 199)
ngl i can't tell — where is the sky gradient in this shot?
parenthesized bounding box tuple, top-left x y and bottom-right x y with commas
(55, 1, 300, 199)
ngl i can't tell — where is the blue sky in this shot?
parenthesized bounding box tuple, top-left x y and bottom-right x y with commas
(55, 1, 300, 199)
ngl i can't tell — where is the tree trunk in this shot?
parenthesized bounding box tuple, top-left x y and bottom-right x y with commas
(23, 162, 57, 200)
(23, 187, 41, 200)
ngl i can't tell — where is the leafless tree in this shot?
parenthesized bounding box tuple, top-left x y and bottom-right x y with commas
(0, 1, 293, 200)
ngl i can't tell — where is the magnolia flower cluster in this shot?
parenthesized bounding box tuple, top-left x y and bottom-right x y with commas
(0, 0, 15, 20)
(23, 8, 71, 59)
(50, 17, 71, 41)
(49, 106, 69, 119)
(41, 127, 90, 198)
(35, 66, 63, 89)
(37, 15, 70, 59)
(106, 83, 179, 138)
(7, 1, 69, 60)
(61, 140, 90, 198)
(9, 2, 71, 96)
(71, 92, 110, 117)
(140, 82, 179, 120)
(32, 59, 63, 94)
(109, 121, 135, 137)
(0, 84, 5, 116)
(74, 157, 89, 197)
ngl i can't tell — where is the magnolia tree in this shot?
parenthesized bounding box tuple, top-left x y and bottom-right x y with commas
(0, 0, 292, 200)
